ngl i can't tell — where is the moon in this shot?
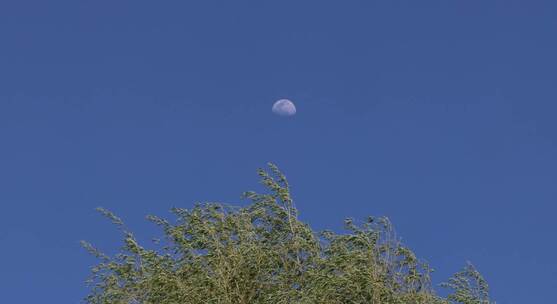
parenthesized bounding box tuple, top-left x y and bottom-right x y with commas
(272, 99, 296, 116)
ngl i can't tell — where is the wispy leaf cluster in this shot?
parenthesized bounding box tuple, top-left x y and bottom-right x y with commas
(83, 163, 493, 304)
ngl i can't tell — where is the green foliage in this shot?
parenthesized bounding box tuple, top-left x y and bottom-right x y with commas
(441, 262, 491, 304)
(82, 163, 493, 304)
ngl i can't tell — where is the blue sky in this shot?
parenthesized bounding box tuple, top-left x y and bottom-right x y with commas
(1, 1, 556, 303)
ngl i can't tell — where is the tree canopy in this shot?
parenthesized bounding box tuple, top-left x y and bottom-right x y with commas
(82, 163, 492, 304)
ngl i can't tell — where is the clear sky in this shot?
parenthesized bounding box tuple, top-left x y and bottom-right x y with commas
(1, 1, 556, 303)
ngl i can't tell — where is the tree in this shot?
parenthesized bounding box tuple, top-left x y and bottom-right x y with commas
(82, 163, 493, 304)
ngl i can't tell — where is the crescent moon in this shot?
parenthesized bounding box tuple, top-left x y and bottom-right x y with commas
(272, 99, 296, 116)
